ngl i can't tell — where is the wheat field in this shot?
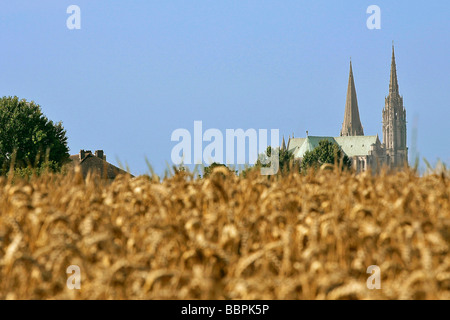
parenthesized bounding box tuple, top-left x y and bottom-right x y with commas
(0, 165, 449, 300)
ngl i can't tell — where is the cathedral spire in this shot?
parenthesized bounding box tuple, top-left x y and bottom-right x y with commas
(281, 135, 286, 151)
(383, 44, 408, 168)
(341, 60, 364, 136)
(389, 44, 399, 94)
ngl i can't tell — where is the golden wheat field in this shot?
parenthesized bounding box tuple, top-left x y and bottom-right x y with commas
(0, 165, 449, 300)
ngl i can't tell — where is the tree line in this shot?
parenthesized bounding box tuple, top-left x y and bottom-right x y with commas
(1, 95, 351, 180)
(203, 140, 351, 178)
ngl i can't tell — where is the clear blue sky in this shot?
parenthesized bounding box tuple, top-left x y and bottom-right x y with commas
(1, 1, 449, 175)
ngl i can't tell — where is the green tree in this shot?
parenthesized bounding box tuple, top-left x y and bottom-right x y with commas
(0, 96, 70, 174)
(301, 139, 351, 172)
(255, 146, 297, 175)
(203, 162, 230, 178)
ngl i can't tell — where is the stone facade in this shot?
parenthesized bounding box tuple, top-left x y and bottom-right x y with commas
(287, 45, 407, 173)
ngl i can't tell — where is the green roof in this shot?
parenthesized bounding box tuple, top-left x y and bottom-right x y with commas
(287, 138, 305, 154)
(334, 136, 379, 157)
(288, 135, 380, 158)
(295, 136, 336, 158)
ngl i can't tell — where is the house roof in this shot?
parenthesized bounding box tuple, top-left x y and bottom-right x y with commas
(69, 155, 80, 162)
(69, 153, 132, 179)
(288, 135, 381, 158)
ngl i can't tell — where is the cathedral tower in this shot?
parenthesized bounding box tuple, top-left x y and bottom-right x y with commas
(382, 45, 408, 168)
(341, 61, 364, 136)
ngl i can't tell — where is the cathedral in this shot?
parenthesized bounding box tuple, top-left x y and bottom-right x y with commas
(286, 45, 408, 172)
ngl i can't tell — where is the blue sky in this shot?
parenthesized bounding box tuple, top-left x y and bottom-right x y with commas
(1, 1, 449, 175)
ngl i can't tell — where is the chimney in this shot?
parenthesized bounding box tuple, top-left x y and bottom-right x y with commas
(95, 150, 104, 160)
(79, 149, 85, 161)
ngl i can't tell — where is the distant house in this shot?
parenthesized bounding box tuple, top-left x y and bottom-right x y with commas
(69, 149, 132, 180)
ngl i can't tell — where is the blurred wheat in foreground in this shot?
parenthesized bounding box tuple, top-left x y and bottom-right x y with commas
(0, 166, 449, 300)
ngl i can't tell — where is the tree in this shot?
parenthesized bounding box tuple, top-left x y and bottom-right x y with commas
(203, 162, 230, 178)
(301, 139, 351, 172)
(0, 96, 70, 174)
(255, 146, 297, 175)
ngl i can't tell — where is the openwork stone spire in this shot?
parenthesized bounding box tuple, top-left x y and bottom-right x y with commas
(383, 44, 408, 168)
(389, 45, 399, 95)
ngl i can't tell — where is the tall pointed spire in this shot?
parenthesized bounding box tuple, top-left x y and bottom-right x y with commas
(383, 44, 408, 168)
(341, 60, 364, 136)
(389, 44, 399, 94)
(281, 135, 286, 151)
